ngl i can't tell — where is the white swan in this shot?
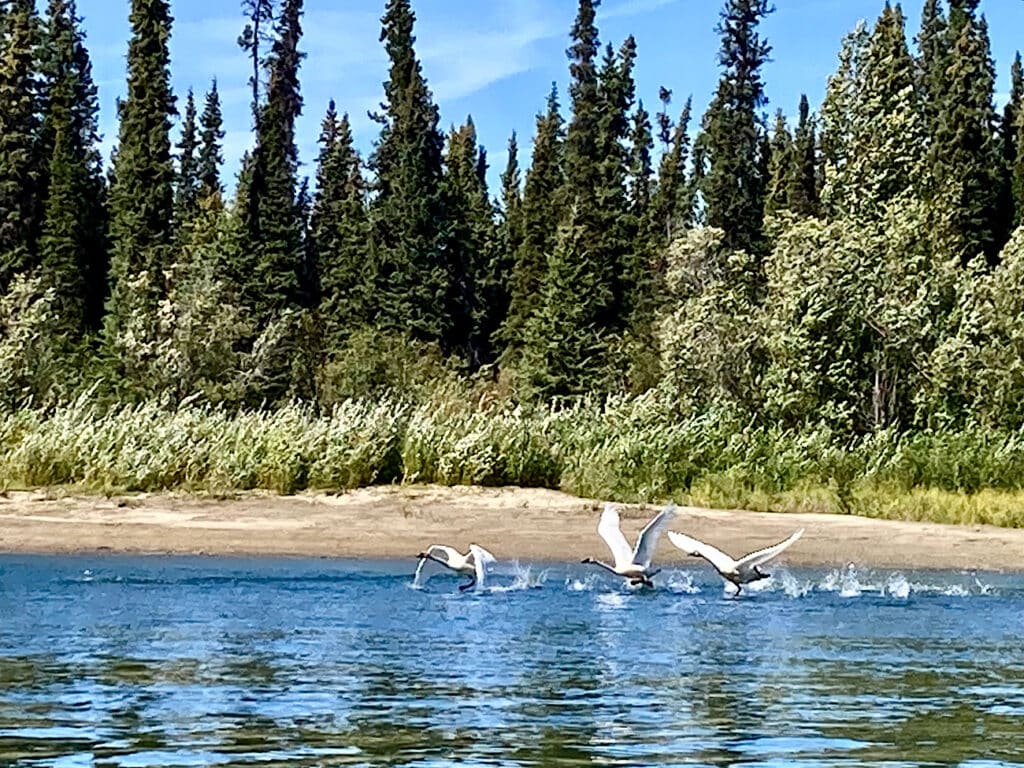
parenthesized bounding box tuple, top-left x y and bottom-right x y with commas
(415, 543, 496, 591)
(582, 503, 676, 587)
(667, 529, 804, 594)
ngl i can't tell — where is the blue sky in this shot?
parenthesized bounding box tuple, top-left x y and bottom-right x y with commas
(75, 0, 1024, 190)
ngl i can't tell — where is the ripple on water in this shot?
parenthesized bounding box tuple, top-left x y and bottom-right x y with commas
(1, 555, 1022, 767)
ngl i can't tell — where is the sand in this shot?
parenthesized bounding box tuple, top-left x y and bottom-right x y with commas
(0, 485, 1022, 571)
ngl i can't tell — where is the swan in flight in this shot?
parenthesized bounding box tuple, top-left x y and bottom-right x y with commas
(415, 544, 496, 591)
(667, 529, 804, 594)
(582, 503, 676, 587)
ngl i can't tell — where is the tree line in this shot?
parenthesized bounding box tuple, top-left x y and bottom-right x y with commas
(0, 0, 1023, 437)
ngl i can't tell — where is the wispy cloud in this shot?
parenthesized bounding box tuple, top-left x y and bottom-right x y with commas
(600, 0, 681, 21)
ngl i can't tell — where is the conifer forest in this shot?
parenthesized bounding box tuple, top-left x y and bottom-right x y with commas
(2, 0, 1024, 522)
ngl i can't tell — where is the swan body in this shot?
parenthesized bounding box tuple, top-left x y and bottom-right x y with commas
(415, 544, 496, 591)
(667, 529, 804, 594)
(582, 503, 676, 587)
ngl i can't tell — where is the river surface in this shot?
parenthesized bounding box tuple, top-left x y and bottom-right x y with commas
(1, 554, 1023, 767)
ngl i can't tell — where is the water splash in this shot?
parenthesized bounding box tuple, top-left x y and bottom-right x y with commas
(884, 573, 911, 599)
(665, 571, 701, 595)
(821, 564, 863, 598)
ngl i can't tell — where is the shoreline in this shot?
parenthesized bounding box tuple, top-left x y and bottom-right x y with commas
(1, 485, 1023, 572)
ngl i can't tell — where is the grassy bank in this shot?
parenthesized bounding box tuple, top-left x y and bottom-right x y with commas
(3, 392, 1024, 528)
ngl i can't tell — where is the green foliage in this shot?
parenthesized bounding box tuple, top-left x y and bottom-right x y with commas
(106, 0, 176, 355)
(649, 93, 692, 244)
(173, 88, 199, 232)
(38, 0, 106, 335)
(0, 0, 42, 288)
(197, 79, 224, 202)
(924, 227, 1024, 429)
(765, 110, 792, 217)
(788, 94, 819, 217)
(655, 227, 765, 416)
(311, 104, 370, 352)
(697, 0, 772, 254)
(443, 118, 503, 369)
(367, 0, 450, 346)
(501, 85, 564, 356)
(240, 0, 308, 321)
(926, 5, 1001, 262)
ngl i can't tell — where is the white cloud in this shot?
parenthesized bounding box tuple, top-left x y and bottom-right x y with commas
(600, 0, 681, 21)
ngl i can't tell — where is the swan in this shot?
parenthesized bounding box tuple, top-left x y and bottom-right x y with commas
(582, 503, 676, 587)
(415, 543, 496, 591)
(667, 528, 804, 594)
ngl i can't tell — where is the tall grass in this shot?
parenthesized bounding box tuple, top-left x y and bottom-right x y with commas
(4, 390, 1024, 527)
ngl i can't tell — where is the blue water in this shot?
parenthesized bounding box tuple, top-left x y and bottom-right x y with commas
(1, 556, 1023, 767)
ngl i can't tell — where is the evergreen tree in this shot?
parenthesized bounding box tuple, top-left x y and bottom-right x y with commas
(823, 8, 924, 220)
(698, 0, 772, 254)
(788, 94, 819, 217)
(649, 94, 692, 243)
(106, 0, 176, 341)
(0, 0, 42, 290)
(367, 0, 449, 346)
(174, 88, 199, 232)
(444, 118, 502, 368)
(198, 79, 224, 202)
(916, 0, 948, 138)
(238, 0, 275, 116)
(501, 84, 564, 354)
(929, 9, 1000, 262)
(1012, 58, 1024, 231)
(627, 99, 654, 221)
(242, 0, 307, 319)
(765, 110, 791, 216)
(37, 0, 106, 333)
(563, 0, 601, 208)
(499, 131, 523, 257)
(311, 102, 370, 353)
(998, 53, 1023, 235)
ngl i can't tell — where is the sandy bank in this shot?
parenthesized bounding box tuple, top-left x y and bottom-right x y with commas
(0, 485, 1021, 571)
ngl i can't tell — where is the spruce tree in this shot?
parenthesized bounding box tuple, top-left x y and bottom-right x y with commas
(37, 0, 106, 333)
(499, 131, 523, 258)
(765, 110, 791, 217)
(174, 88, 200, 233)
(0, 0, 42, 290)
(788, 94, 819, 217)
(501, 85, 563, 354)
(368, 0, 449, 346)
(1012, 56, 1024, 231)
(649, 95, 692, 244)
(311, 102, 370, 353)
(106, 0, 176, 335)
(628, 100, 654, 221)
(242, 0, 307, 318)
(444, 118, 502, 368)
(916, 0, 948, 139)
(929, 9, 1000, 262)
(198, 79, 224, 202)
(238, 0, 275, 116)
(998, 53, 1023, 236)
(563, 0, 601, 208)
(698, 0, 772, 254)
(823, 9, 925, 220)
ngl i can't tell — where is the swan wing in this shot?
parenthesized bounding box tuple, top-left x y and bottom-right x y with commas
(632, 504, 676, 568)
(422, 545, 462, 565)
(737, 529, 805, 568)
(597, 504, 634, 569)
(468, 544, 496, 585)
(667, 531, 738, 574)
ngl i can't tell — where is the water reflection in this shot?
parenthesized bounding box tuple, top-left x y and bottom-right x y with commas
(0, 556, 1022, 767)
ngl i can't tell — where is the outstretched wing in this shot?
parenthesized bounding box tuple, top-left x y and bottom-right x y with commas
(597, 503, 634, 569)
(422, 545, 461, 565)
(632, 504, 676, 568)
(737, 529, 804, 569)
(468, 544, 496, 585)
(667, 531, 738, 574)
